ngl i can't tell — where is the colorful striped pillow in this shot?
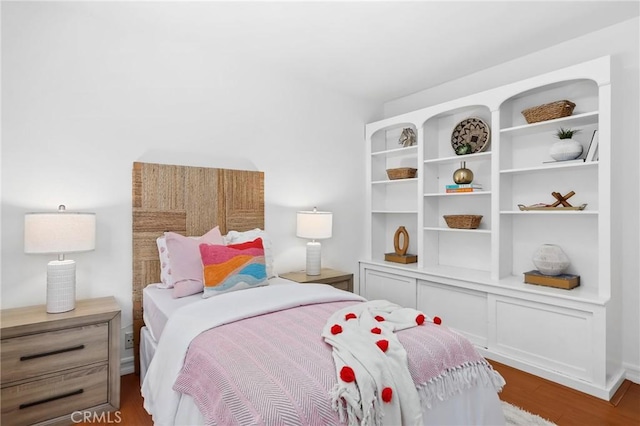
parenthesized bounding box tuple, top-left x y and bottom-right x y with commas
(200, 238, 268, 298)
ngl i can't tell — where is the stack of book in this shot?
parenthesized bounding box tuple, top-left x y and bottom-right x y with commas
(445, 183, 483, 193)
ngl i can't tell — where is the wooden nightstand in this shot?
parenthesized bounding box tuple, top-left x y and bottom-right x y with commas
(280, 268, 354, 292)
(1, 297, 121, 425)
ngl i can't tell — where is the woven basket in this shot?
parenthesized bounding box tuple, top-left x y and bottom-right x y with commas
(443, 215, 483, 229)
(521, 100, 576, 124)
(387, 167, 417, 180)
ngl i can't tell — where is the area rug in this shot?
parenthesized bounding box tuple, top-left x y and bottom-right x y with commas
(502, 401, 557, 426)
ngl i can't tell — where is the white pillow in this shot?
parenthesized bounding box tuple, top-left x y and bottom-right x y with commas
(224, 228, 276, 278)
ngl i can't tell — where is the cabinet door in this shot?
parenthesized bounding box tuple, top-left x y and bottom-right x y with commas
(417, 281, 488, 347)
(490, 296, 594, 382)
(362, 269, 416, 309)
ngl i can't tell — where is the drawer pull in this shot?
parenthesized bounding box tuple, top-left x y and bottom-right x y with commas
(19, 389, 84, 409)
(20, 344, 85, 361)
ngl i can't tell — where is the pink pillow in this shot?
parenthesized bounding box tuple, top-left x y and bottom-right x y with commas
(172, 280, 205, 299)
(165, 226, 224, 298)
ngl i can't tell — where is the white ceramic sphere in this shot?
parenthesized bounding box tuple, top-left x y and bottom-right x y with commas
(549, 139, 583, 161)
(532, 244, 570, 276)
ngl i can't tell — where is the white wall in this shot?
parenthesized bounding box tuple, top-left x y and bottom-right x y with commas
(1, 3, 380, 365)
(3, 3, 638, 381)
(383, 18, 640, 382)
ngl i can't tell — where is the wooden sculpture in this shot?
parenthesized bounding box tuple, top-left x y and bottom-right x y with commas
(385, 226, 417, 264)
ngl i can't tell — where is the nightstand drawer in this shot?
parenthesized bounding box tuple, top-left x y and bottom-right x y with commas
(331, 280, 352, 292)
(1, 363, 108, 426)
(1, 323, 109, 384)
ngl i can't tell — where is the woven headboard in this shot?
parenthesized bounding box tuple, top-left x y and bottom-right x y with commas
(132, 161, 264, 374)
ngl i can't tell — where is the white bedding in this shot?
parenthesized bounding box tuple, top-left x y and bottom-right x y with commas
(143, 284, 204, 341)
(141, 281, 505, 426)
(139, 326, 156, 380)
(142, 277, 298, 340)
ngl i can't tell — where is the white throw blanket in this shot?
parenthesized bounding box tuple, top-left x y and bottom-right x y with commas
(322, 300, 427, 426)
(142, 282, 365, 426)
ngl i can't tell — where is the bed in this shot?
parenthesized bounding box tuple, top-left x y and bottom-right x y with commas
(133, 162, 506, 425)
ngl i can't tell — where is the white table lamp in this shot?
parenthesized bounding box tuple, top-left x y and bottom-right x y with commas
(296, 207, 332, 276)
(24, 205, 96, 313)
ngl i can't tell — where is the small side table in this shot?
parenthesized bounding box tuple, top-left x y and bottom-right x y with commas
(280, 268, 354, 293)
(0, 297, 121, 425)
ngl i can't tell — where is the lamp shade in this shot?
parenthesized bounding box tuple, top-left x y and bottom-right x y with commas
(25, 209, 96, 254)
(296, 210, 332, 240)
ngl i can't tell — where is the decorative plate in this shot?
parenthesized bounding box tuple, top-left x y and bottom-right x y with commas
(451, 117, 490, 155)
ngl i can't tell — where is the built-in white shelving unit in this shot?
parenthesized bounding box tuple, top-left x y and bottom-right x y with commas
(360, 57, 622, 400)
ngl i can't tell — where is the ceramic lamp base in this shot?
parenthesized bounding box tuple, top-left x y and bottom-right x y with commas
(47, 260, 76, 313)
(305, 241, 322, 276)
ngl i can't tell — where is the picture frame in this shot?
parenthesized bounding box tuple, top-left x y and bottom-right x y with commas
(585, 129, 599, 161)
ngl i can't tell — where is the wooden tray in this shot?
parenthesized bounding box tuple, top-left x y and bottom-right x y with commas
(518, 204, 587, 211)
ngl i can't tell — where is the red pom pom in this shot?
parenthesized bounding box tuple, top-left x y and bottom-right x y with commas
(375, 315, 385, 322)
(381, 387, 393, 403)
(331, 324, 343, 335)
(433, 316, 442, 325)
(416, 314, 425, 325)
(340, 366, 356, 383)
(376, 339, 389, 352)
(345, 313, 357, 321)
(370, 327, 382, 335)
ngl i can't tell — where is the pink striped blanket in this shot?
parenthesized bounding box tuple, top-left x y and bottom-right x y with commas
(173, 300, 503, 425)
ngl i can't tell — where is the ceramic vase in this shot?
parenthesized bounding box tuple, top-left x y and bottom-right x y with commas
(532, 244, 570, 276)
(549, 138, 583, 161)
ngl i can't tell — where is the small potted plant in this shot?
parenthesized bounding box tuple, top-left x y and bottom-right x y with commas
(555, 128, 580, 139)
(550, 128, 583, 161)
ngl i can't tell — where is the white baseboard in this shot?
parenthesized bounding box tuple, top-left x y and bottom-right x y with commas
(120, 356, 135, 376)
(624, 362, 640, 384)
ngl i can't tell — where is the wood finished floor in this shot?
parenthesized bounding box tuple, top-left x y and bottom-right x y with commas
(489, 360, 640, 426)
(100, 361, 639, 425)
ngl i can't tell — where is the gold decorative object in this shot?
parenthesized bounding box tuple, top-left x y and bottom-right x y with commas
(385, 226, 417, 264)
(453, 161, 474, 184)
